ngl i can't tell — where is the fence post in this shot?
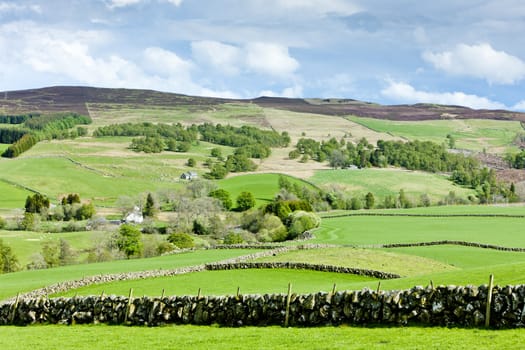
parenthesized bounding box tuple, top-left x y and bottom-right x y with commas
(485, 274, 494, 328)
(376, 282, 381, 294)
(161, 289, 165, 299)
(331, 283, 337, 296)
(236, 286, 241, 298)
(9, 292, 20, 324)
(284, 283, 292, 327)
(124, 288, 134, 323)
(197, 288, 201, 299)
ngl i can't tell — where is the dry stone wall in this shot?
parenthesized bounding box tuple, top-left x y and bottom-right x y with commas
(2, 284, 525, 328)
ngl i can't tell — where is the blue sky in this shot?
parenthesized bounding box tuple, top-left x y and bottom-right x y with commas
(1, 0, 525, 110)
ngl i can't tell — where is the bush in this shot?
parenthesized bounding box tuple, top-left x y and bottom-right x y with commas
(0, 238, 19, 273)
(117, 224, 143, 258)
(167, 233, 195, 249)
(0, 216, 6, 229)
(236, 191, 256, 211)
(223, 232, 244, 245)
(287, 211, 321, 240)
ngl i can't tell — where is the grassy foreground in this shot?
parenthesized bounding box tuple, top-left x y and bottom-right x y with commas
(0, 324, 523, 349)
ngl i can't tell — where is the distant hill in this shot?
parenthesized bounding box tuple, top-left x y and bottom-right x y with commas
(1, 86, 524, 122)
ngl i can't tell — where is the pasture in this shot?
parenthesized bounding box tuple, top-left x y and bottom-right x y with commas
(0, 249, 259, 301)
(308, 168, 474, 202)
(218, 173, 317, 206)
(346, 115, 523, 153)
(2, 325, 524, 350)
(313, 214, 525, 246)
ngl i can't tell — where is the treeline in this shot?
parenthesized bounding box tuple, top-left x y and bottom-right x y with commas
(0, 113, 39, 124)
(2, 134, 38, 158)
(0, 128, 28, 144)
(292, 137, 518, 204)
(93, 122, 197, 142)
(1, 113, 91, 158)
(506, 150, 525, 169)
(198, 123, 290, 148)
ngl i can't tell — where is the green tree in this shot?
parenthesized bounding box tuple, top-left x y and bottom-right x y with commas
(187, 158, 196, 167)
(209, 189, 233, 210)
(0, 239, 19, 273)
(25, 193, 50, 214)
(117, 224, 143, 258)
(41, 240, 60, 268)
(223, 232, 243, 244)
(58, 238, 77, 266)
(236, 191, 256, 211)
(167, 233, 194, 249)
(364, 192, 375, 209)
(142, 193, 157, 218)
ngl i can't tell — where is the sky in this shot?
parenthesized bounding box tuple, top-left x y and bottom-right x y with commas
(0, 0, 525, 110)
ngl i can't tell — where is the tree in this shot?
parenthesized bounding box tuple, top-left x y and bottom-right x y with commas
(58, 238, 77, 266)
(364, 192, 375, 209)
(223, 233, 243, 245)
(209, 189, 233, 210)
(287, 211, 321, 240)
(167, 233, 194, 249)
(41, 240, 60, 268)
(187, 158, 196, 167)
(142, 193, 157, 218)
(236, 191, 256, 211)
(117, 224, 143, 258)
(0, 239, 19, 273)
(25, 193, 50, 214)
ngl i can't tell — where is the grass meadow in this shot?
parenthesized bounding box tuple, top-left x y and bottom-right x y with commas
(0, 249, 259, 301)
(308, 168, 474, 202)
(2, 324, 523, 350)
(346, 116, 523, 153)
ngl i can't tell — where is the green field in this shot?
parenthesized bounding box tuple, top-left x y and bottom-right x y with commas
(218, 173, 317, 207)
(313, 215, 525, 247)
(56, 269, 377, 297)
(0, 249, 259, 301)
(2, 325, 523, 350)
(0, 230, 96, 266)
(308, 168, 474, 202)
(346, 116, 523, 153)
(0, 180, 31, 209)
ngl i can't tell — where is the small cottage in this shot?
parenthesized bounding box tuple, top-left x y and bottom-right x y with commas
(124, 206, 144, 224)
(180, 171, 198, 180)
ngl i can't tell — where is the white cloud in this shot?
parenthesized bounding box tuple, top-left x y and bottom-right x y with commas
(247, 0, 360, 18)
(245, 42, 299, 77)
(513, 100, 525, 111)
(0, 2, 40, 13)
(106, 0, 182, 9)
(191, 40, 300, 79)
(106, 0, 142, 9)
(191, 41, 241, 75)
(423, 43, 525, 84)
(143, 47, 193, 78)
(381, 81, 506, 110)
(260, 84, 303, 98)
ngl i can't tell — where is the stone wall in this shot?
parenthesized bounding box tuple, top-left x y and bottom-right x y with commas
(205, 262, 401, 279)
(1, 284, 525, 328)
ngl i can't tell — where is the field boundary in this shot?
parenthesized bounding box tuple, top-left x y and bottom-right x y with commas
(322, 212, 525, 219)
(377, 240, 525, 252)
(205, 262, 400, 279)
(2, 283, 525, 328)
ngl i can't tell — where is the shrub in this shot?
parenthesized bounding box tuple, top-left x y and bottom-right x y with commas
(287, 211, 321, 240)
(236, 191, 256, 211)
(0, 216, 6, 229)
(223, 232, 244, 245)
(117, 224, 143, 258)
(0, 239, 19, 273)
(167, 233, 194, 249)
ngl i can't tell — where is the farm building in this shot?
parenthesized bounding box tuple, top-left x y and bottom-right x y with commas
(180, 171, 198, 180)
(124, 206, 143, 224)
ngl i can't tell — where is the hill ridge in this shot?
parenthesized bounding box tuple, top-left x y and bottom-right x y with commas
(1, 85, 524, 122)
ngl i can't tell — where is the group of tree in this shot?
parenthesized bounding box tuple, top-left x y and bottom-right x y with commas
(505, 149, 525, 169)
(1, 112, 91, 158)
(93, 122, 197, 141)
(0, 113, 39, 124)
(24, 193, 95, 224)
(197, 123, 290, 148)
(0, 238, 19, 273)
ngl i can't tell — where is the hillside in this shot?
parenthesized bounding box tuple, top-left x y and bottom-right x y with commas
(1, 86, 525, 122)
